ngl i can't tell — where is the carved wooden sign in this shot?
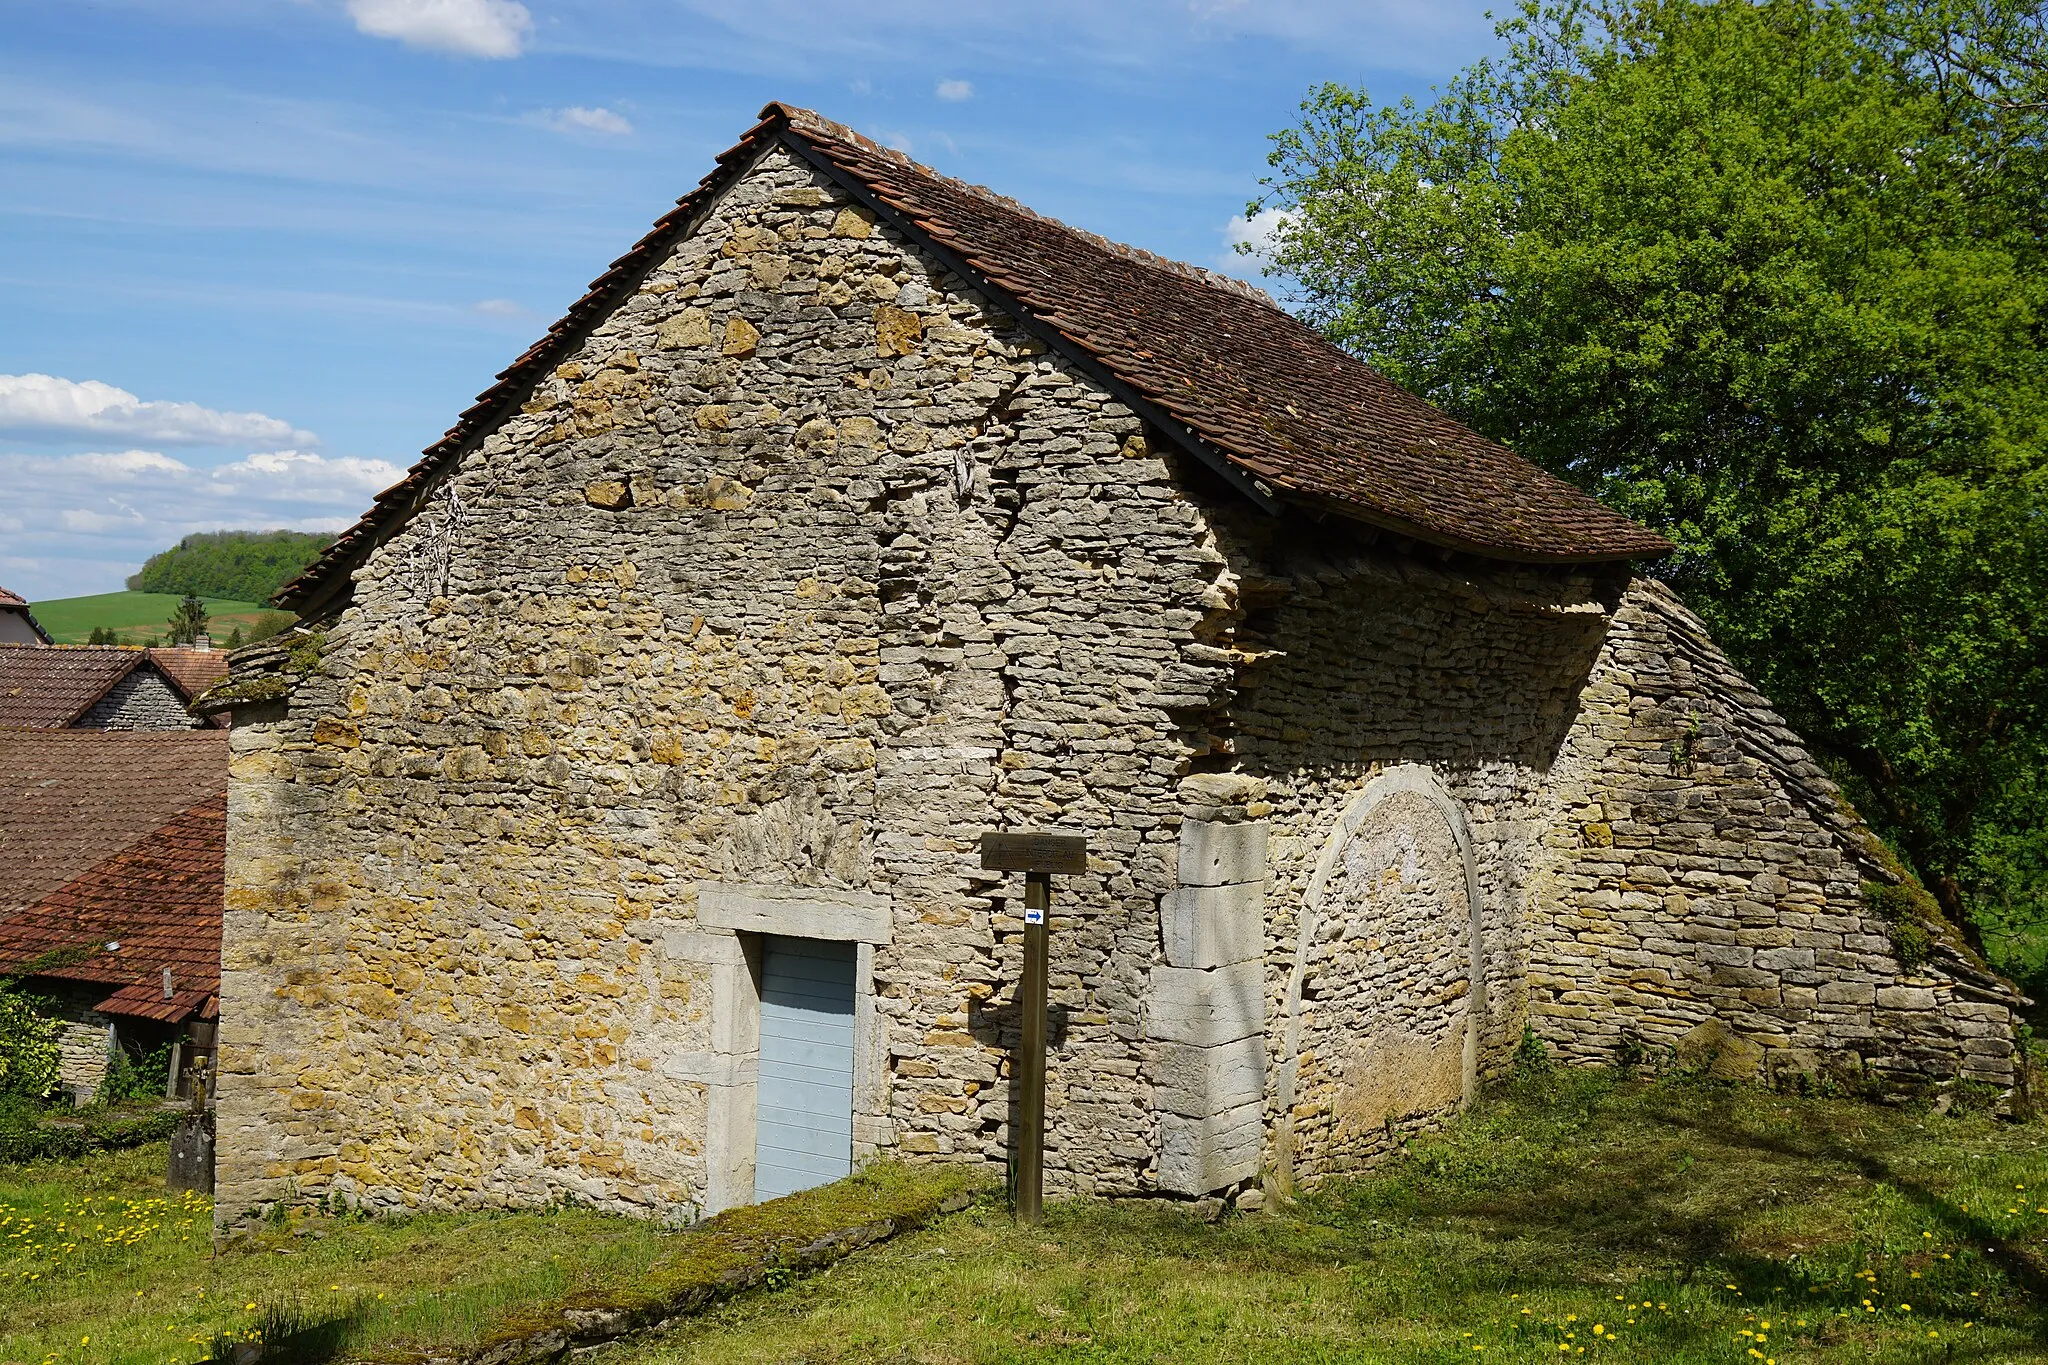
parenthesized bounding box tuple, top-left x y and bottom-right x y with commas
(978, 831, 1088, 876)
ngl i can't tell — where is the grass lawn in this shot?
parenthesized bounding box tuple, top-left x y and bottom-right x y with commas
(605, 1072, 2048, 1365)
(27, 593, 271, 646)
(0, 1144, 680, 1365)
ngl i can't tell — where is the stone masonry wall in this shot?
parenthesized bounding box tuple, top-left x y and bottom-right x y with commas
(1193, 529, 1627, 1184)
(216, 142, 1249, 1225)
(81, 665, 201, 729)
(1529, 579, 2023, 1091)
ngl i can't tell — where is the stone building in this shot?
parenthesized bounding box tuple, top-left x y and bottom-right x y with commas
(207, 104, 2024, 1226)
(0, 642, 226, 729)
(0, 727, 227, 1100)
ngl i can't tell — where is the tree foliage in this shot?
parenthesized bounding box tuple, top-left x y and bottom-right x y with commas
(127, 530, 331, 604)
(165, 594, 209, 645)
(0, 988, 60, 1102)
(1256, 0, 2048, 965)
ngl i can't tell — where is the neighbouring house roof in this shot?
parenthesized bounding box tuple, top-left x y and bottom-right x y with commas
(0, 643, 214, 728)
(278, 104, 1670, 613)
(0, 794, 223, 1024)
(0, 587, 52, 645)
(147, 646, 230, 698)
(0, 727, 228, 915)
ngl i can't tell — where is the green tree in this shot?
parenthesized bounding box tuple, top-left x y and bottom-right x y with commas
(127, 529, 332, 604)
(0, 988, 59, 1101)
(86, 626, 116, 645)
(1255, 0, 2048, 965)
(165, 595, 210, 646)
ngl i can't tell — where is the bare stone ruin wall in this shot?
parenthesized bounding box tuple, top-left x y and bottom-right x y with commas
(1530, 579, 2021, 1091)
(216, 143, 1247, 1224)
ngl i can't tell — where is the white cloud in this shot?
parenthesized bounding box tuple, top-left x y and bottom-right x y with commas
(536, 106, 635, 136)
(848, 78, 873, 96)
(0, 374, 317, 447)
(472, 297, 526, 318)
(346, 0, 532, 59)
(1, 446, 404, 597)
(935, 79, 974, 102)
(1223, 207, 1291, 265)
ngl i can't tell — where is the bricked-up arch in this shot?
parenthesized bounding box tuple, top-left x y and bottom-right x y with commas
(1274, 764, 1485, 1186)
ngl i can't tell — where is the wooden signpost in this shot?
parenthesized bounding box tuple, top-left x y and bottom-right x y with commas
(979, 829, 1087, 1224)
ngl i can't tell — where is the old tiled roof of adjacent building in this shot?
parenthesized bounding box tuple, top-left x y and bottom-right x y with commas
(0, 794, 223, 1023)
(279, 104, 1671, 611)
(0, 587, 52, 644)
(0, 727, 228, 915)
(0, 643, 216, 728)
(147, 646, 231, 698)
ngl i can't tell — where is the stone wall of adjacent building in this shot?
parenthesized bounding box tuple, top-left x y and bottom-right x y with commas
(1527, 579, 2023, 1091)
(81, 665, 201, 729)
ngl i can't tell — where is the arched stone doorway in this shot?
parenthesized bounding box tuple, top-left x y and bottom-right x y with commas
(1274, 765, 1485, 1185)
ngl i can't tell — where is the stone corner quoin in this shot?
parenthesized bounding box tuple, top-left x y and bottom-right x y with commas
(210, 134, 2026, 1230)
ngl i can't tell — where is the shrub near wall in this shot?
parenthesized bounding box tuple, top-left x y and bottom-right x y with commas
(0, 1105, 181, 1165)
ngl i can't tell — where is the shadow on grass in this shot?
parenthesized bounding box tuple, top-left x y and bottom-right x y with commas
(1292, 1072, 2048, 1334)
(206, 1297, 372, 1365)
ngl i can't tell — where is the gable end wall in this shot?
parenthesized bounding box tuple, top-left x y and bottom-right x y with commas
(216, 143, 1247, 1224)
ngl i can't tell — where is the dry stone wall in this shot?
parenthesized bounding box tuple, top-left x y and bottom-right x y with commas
(1530, 580, 2022, 1092)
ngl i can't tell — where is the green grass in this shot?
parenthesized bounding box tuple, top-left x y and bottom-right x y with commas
(0, 1144, 680, 1365)
(603, 1073, 2048, 1365)
(28, 592, 270, 645)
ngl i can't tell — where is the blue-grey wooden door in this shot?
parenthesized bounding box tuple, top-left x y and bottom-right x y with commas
(754, 935, 857, 1201)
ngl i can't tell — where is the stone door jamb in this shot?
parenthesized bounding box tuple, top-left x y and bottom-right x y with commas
(680, 882, 893, 1215)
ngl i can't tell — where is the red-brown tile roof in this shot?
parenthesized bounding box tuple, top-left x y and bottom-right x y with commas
(147, 647, 230, 698)
(279, 104, 1668, 611)
(0, 795, 222, 1023)
(0, 727, 228, 914)
(0, 588, 27, 610)
(0, 644, 147, 728)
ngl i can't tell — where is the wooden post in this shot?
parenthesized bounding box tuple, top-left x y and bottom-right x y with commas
(1017, 869, 1051, 1224)
(978, 830, 1086, 1225)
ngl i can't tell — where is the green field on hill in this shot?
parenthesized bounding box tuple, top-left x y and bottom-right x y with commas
(29, 592, 274, 646)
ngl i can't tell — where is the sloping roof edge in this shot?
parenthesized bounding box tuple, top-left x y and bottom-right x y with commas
(278, 103, 1668, 613)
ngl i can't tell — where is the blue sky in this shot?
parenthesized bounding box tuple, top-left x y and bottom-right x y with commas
(0, 0, 1499, 601)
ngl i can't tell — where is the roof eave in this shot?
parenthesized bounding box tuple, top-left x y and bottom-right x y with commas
(1278, 488, 1675, 566)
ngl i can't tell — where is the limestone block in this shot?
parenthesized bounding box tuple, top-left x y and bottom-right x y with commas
(1153, 1035, 1266, 1119)
(1161, 881, 1264, 970)
(1178, 819, 1268, 888)
(1876, 986, 1938, 1011)
(1158, 1101, 1262, 1195)
(696, 882, 893, 943)
(1149, 960, 1264, 1047)
(1674, 1018, 1764, 1080)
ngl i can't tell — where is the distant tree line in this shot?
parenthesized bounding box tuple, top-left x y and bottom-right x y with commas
(126, 530, 331, 604)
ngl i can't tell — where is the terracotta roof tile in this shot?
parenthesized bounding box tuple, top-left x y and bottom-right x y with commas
(0, 588, 26, 610)
(0, 727, 228, 913)
(0, 794, 222, 1021)
(279, 104, 1668, 610)
(147, 647, 230, 698)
